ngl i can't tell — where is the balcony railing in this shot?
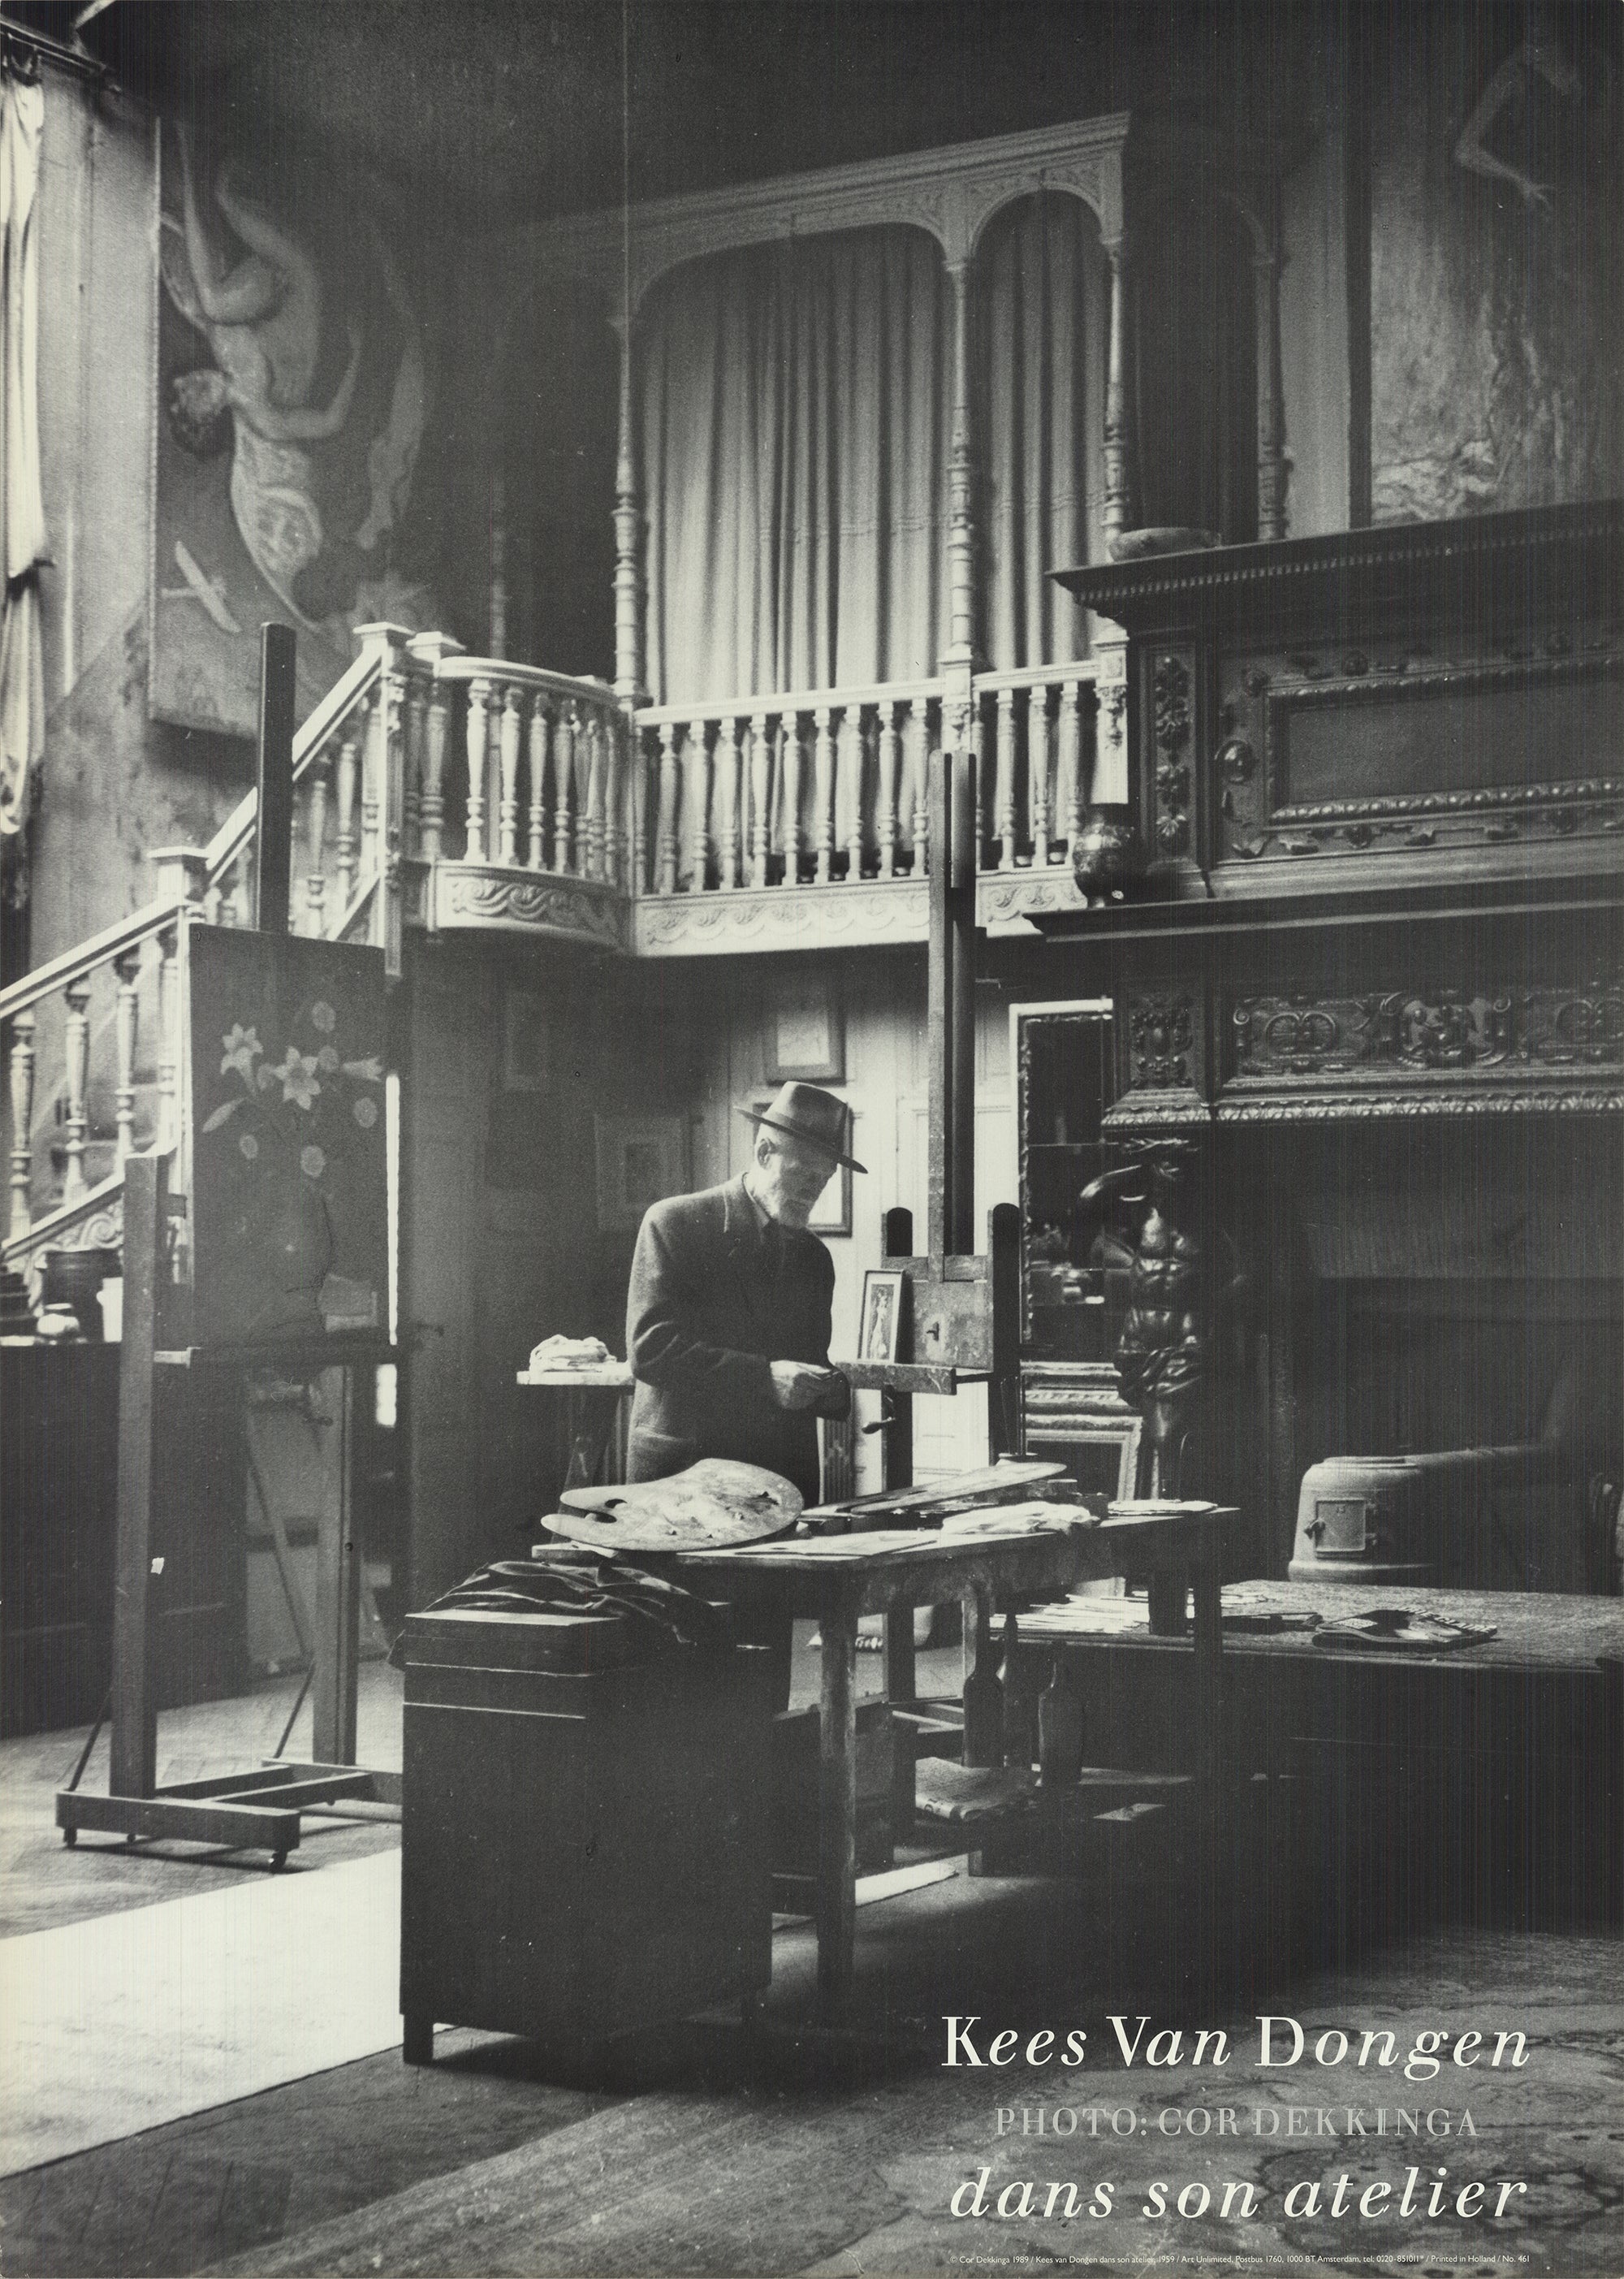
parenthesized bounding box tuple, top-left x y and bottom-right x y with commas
(2, 631, 1100, 1275)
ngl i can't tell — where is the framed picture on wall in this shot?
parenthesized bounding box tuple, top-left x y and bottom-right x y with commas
(749, 1093, 852, 1235)
(502, 988, 549, 1093)
(595, 1115, 688, 1232)
(763, 974, 844, 1083)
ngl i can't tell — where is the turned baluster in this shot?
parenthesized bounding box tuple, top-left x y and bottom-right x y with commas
(604, 711, 627, 886)
(1029, 685, 1052, 867)
(554, 703, 578, 874)
(157, 925, 179, 1148)
(811, 707, 836, 886)
(359, 690, 382, 889)
(585, 711, 610, 882)
(748, 712, 771, 887)
(995, 685, 1017, 868)
(497, 682, 524, 865)
(877, 700, 902, 880)
(335, 726, 361, 914)
(304, 745, 332, 933)
(842, 707, 865, 882)
(62, 976, 92, 1207)
(716, 715, 742, 890)
(113, 948, 141, 1166)
(971, 695, 987, 867)
(464, 679, 490, 863)
(780, 715, 805, 888)
(685, 717, 712, 890)
(7, 1006, 35, 1243)
(526, 698, 550, 869)
(404, 678, 427, 859)
(420, 684, 449, 866)
(654, 720, 680, 893)
(1060, 676, 1086, 851)
(912, 716, 931, 878)
(234, 845, 254, 927)
(633, 728, 650, 889)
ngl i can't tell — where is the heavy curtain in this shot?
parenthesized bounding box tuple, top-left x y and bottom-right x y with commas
(641, 201, 1103, 707)
(637, 205, 1101, 878)
(0, 64, 45, 841)
(641, 227, 952, 705)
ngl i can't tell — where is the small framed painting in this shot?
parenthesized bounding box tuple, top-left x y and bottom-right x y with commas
(595, 1114, 688, 1232)
(859, 1268, 908, 1363)
(763, 975, 844, 1083)
(503, 988, 548, 1093)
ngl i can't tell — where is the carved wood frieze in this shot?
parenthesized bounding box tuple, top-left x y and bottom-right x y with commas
(1215, 640, 1624, 865)
(431, 864, 628, 949)
(1104, 988, 1210, 1132)
(633, 879, 929, 956)
(1220, 982, 1624, 1118)
(1151, 653, 1194, 858)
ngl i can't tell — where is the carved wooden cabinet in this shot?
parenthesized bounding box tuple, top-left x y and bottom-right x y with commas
(1038, 504, 1623, 1571)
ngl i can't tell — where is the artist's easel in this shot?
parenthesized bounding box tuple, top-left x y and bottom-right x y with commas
(56, 628, 400, 1866)
(834, 745, 1024, 1776)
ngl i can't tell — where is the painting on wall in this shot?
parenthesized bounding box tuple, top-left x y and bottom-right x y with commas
(183, 926, 390, 1349)
(762, 973, 844, 1083)
(152, 120, 443, 736)
(595, 1115, 689, 1233)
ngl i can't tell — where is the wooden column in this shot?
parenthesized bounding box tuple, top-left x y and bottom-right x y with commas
(7, 1006, 35, 1242)
(609, 313, 646, 707)
(110, 1152, 164, 1801)
(312, 1367, 361, 1767)
(926, 743, 976, 1269)
(943, 260, 978, 669)
(1103, 238, 1138, 549)
(1255, 246, 1286, 542)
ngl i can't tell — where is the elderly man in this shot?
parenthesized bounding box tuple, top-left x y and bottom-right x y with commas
(625, 1082, 861, 1508)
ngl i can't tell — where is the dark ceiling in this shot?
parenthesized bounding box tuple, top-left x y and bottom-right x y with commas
(13, 0, 1364, 223)
(11, 0, 1600, 227)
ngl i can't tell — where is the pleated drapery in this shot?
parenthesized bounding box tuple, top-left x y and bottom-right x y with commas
(0, 65, 46, 839)
(641, 204, 1103, 707)
(641, 227, 953, 706)
(636, 207, 1103, 882)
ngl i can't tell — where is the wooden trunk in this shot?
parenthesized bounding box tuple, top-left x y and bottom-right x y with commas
(400, 1611, 773, 2065)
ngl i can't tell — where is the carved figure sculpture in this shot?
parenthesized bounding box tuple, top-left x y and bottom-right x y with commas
(1078, 1139, 1242, 1498)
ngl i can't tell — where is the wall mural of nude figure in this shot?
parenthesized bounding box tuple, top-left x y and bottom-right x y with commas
(152, 120, 443, 737)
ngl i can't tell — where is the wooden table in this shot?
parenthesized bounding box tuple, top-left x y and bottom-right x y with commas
(516, 1362, 634, 1489)
(1014, 1577, 1624, 1922)
(676, 1503, 1238, 2017)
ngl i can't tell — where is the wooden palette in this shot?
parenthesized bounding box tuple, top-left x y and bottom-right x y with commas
(550, 1460, 803, 1552)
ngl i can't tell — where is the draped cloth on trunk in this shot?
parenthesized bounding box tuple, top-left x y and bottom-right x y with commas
(0, 68, 45, 839)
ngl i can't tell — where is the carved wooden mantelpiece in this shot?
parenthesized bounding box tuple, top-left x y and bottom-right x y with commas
(1052, 501, 1624, 905)
(1220, 983, 1624, 1121)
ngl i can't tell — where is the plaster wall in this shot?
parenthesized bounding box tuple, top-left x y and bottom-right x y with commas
(30, 74, 246, 974)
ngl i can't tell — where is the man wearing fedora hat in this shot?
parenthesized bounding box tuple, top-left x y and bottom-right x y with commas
(626, 1080, 862, 1504)
(625, 1082, 862, 1696)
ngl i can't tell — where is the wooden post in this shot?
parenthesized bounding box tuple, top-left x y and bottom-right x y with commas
(926, 745, 977, 1271)
(312, 1365, 361, 1766)
(110, 1152, 165, 1801)
(254, 625, 297, 937)
(816, 1576, 860, 2017)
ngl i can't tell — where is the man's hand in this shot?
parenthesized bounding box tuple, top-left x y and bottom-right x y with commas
(770, 1360, 842, 1411)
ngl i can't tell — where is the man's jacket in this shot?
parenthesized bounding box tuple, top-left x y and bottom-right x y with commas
(624, 1175, 849, 1504)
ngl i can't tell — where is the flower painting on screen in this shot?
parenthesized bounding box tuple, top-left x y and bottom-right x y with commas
(186, 928, 389, 1347)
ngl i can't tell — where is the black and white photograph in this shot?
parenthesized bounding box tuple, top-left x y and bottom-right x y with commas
(0, 1, 1621, 2273)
